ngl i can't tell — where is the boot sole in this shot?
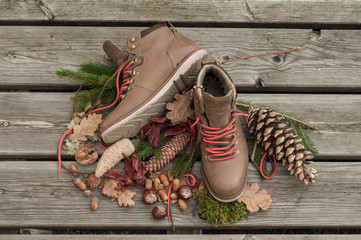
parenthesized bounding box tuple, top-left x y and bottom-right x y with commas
(202, 167, 246, 202)
(102, 49, 209, 143)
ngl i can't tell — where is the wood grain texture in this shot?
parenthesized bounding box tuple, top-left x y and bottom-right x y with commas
(0, 0, 360, 26)
(1, 235, 360, 240)
(1, 26, 361, 92)
(0, 161, 361, 229)
(1, 92, 360, 159)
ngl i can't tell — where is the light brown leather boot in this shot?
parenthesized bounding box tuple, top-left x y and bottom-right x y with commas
(100, 22, 209, 143)
(193, 62, 248, 202)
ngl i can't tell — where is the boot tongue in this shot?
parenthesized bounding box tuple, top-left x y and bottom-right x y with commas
(203, 91, 233, 127)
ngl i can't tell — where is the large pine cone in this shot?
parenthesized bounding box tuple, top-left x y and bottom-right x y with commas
(146, 132, 191, 172)
(248, 106, 318, 184)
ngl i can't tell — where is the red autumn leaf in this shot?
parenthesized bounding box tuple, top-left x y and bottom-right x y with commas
(105, 154, 149, 190)
(123, 153, 148, 180)
(149, 117, 168, 123)
(104, 171, 129, 182)
(164, 119, 196, 137)
(140, 117, 171, 147)
(164, 123, 187, 137)
(115, 178, 133, 190)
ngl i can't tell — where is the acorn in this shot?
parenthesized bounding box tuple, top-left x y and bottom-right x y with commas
(172, 178, 180, 192)
(145, 179, 153, 189)
(142, 189, 158, 204)
(69, 163, 79, 176)
(91, 196, 98, 211)
(158, 183, 165, 190)
(153, 178, 161, 190)
(170, 192, 178, 200)
(158, 189, 168, 201)
(178, 185, 193, 200)
(74, 178, 87, 191)
(152, 206, 167, 219)
(197, 181, 205, 193)
(159, 173, 169, 186)
(84, 189, 92, 197)
(178, 199, 187, 210)
(166, 169, 174, 182)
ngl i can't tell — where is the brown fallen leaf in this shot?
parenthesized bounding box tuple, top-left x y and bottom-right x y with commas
(68, 113, 102, 143)
(86, 174, 102, 190)
(117, 189, 136, 207)
(99, 177, 121, 201)
(237, 183, 272, 213)
(166, 91, 195, 125)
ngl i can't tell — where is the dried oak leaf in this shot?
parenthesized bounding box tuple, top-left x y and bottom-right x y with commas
(166, 91, 195, 125)
(75, 144, 98, 165)
(237, 183, 272, 213)
(99, 178, 121, 201)
(68, 113, 103, 143)
(117, 189, 136, 207)
(98, 169, 121, 201)
(86, 174, 101, 189)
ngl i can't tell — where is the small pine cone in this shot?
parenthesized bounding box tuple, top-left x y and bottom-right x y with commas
(248, 106, 318, 184)
(146, 132, 191, 172)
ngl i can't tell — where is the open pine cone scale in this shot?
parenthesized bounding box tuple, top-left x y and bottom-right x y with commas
(247, 106, 318, 184)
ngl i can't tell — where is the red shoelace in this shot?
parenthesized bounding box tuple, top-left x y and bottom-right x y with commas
(57, 61, 134, 179)
(193, 112, 249, 161)
(167, 173, 196, 224)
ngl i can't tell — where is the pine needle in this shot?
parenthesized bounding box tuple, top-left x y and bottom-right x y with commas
(56, 61, 118, 112)
(154, 147, 162, 160)
(80, 61, 116, 77)
(171, 142, 198, 178)
(247, 139, 264, 172)
(135, 141, 155, 161)
(56, 69, 103, 85)
(289, 120, 318, 154)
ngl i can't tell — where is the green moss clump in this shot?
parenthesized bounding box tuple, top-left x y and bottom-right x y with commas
(196, 188, 248, 226)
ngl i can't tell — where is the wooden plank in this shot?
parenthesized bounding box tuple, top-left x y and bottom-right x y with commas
(0, 0, 360, 26)
(1, 235, 360, 240)
(1, 26, 361, 92)
(0, 92, 360, 159)
(0, 161, 361, 229)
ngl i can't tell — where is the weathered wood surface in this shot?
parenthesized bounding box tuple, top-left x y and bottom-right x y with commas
(0, 161, 360, 229)
(0, 0, 360, 26)
(1, 92, 360, 159)
(1, 235, 360, 240)
(1, 26, 361, 92)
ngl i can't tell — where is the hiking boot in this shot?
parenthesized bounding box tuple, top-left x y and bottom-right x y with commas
(193, 62, 248, 202)
(100, 22, 209, 143)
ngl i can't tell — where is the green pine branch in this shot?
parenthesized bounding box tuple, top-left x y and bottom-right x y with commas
(135, 141, 156, 161)
(56, 68, 104, 85)
(171, 141, 198, 178)
(247, 139, 264, 173)
(80, 61, 117, 77)
(289, 120, 318, 154)
(56, 61, 119, 112)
